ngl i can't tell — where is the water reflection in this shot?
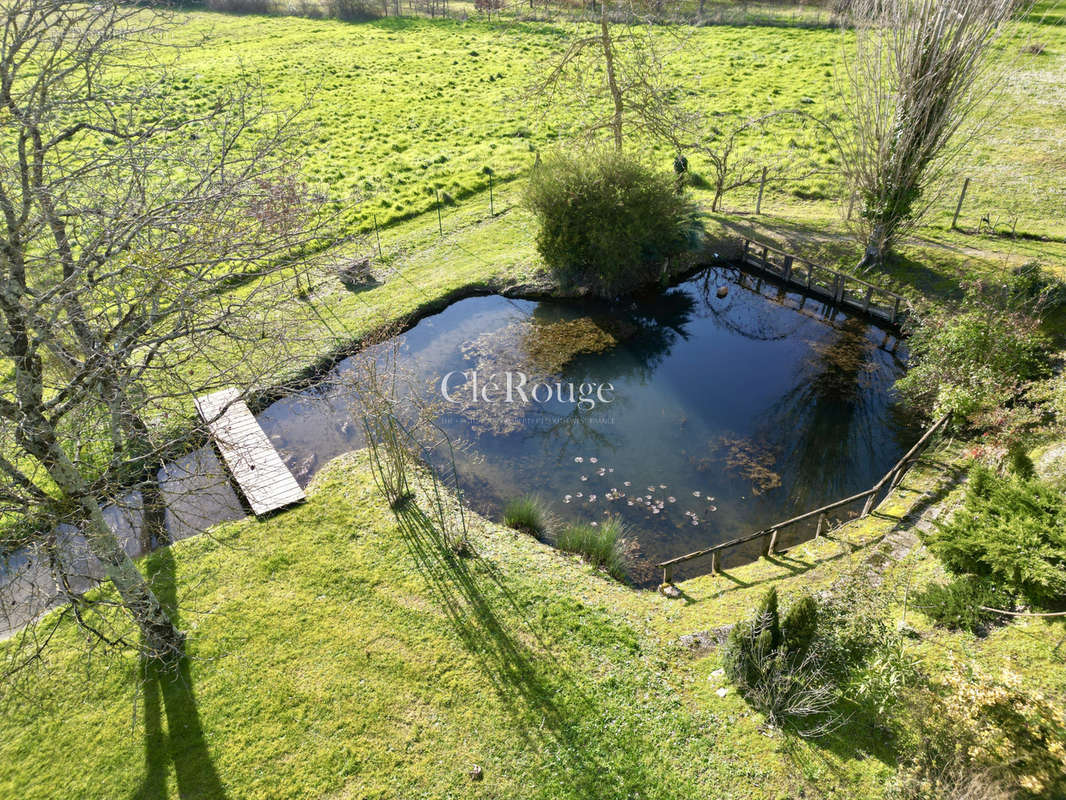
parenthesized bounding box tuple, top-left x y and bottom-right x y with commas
(1, 264, 921, 628)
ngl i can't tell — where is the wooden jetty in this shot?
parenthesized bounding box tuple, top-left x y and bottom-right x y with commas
(740, 238, 907, 326)
(195, 388, 305, 516)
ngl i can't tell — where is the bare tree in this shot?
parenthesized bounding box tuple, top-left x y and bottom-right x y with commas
(0, 0, 331, 660)
(528, 0, 692, 151)
(680, 111, 827, 212)
(840, 0, 1017, 269)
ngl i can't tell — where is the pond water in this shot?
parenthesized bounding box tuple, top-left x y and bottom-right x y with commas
(260, 265, 920, 581)
(0, 264, 921, 634)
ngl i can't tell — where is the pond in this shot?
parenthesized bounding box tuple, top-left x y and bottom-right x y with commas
(0, 264, 921, 634)
(260, 264, 921, 581)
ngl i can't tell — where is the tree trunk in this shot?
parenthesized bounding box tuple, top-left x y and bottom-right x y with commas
(858, 223, 888, 271)
(20, 422, 184, 659)
(600, 2, 624, 152)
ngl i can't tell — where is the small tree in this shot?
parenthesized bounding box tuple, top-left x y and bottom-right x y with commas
(840, 0, 1017, 269)
(0, 0, 329, 660)
(528, 0, 691, 151)
(681, 111, 825, 212)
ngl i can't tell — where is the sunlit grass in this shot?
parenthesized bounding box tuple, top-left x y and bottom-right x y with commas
(556, 517, 630, 580)
(502, 494, 551, 536)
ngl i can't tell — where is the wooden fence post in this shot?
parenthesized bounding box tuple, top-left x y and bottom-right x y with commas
(951, 177, 970, 230)
(815, 512, 827, 538)
(489, 172, 494, 217)
(756, 166, 768, 215)
(763, 529, 777, 557)
(711, 551, 720, 575)
(436, 189, 444, 237)
(861, 489, 876, 517)
(373, 214, 383, 258)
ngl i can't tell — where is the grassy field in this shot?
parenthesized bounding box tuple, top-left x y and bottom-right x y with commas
(3, 6, 1066, 798)
(2, 444, 1062, 799)
(164, 5, 1066, 241)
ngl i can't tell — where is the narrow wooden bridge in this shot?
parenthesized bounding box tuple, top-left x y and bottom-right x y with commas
(195, 388, 305, 516)
(740, 238, 908, 326)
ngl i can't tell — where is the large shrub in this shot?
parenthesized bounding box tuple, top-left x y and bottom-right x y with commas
(524, 149, 694, 296)
(923, 465, 1066, 608)
(896, 295, 1051, 420)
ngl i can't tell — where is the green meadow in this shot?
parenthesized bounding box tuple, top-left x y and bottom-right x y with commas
(165, 7, 1066, 240)
(2, 4, 1066, 799)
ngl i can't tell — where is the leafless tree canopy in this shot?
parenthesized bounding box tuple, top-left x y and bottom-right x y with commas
(839, 0, 1018, 268)
(528, 0, 693, 151)
(0, 0, 331, 662)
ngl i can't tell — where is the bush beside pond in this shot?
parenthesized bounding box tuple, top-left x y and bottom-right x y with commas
(524, 149, 696, 296)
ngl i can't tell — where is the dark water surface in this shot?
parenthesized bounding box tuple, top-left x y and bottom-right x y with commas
(1, 265, 920, 633)
(260, 265, 920, 578)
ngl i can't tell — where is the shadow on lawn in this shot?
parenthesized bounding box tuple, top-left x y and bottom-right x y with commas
(393, 498, 654, 799)
(133, 544, 227, 800)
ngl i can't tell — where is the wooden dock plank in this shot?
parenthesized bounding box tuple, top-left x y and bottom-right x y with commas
(195, 388, 305, 516)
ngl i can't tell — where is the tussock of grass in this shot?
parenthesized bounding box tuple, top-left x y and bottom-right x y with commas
(502, 494, 550, 536)
(556, 517, 630, 581)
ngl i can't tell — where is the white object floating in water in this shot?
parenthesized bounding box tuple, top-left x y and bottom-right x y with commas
(589, 457, 598, 463)
(623, 481, 631, 487)
(667, 496, 676, 503)
(580, 475, 588, 481)
(693, 491, 701, 497)
(574, 457, 583, 463)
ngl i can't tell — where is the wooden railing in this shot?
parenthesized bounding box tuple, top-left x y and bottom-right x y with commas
(658, 413, 950, 585)
(740, 238, 908, 326)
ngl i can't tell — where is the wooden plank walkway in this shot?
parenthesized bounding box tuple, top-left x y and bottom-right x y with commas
(740, 238, 907, 326)
(194, 388, 305, 516)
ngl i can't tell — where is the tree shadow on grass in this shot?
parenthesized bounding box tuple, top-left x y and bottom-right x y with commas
(133, 544, 227, 800)
(392, 499, 654, 799)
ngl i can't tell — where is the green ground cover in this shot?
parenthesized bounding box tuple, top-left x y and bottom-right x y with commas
(165, 6, 1066, 240)
(3, 442, 1061, 799)
(3, 6, 1066, 797)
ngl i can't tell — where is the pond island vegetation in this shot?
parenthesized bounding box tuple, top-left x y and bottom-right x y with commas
(1, 0, 1065, 798)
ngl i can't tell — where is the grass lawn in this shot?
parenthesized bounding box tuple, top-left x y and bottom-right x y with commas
(2, 443, 1062, 799)
(2, 7, 1066, 797)
(164, 6, 1066, 240)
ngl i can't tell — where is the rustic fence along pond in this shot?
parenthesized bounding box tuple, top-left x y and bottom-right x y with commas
(740, 238, 908, 326)
(657, 412, 951, 585)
